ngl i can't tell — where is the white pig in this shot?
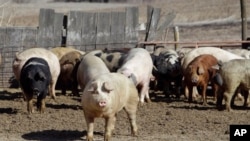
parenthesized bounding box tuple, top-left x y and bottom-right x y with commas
(81, 73, 139, 141)
(77, 53, 110, 91)
(117, 48, 153, 104)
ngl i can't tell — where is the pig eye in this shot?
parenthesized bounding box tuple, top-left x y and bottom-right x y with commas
(90, 90, 98, 94)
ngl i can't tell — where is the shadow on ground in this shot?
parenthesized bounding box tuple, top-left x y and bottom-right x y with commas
(21, 130, 88, 141)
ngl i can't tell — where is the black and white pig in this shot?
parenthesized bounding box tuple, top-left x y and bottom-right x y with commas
(151, 47, 182, 98)
(88, 49, 126, 72)
(20, 57, 51, 114)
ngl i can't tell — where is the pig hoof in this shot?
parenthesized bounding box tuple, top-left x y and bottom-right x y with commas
(139, 102, 144, 107)
(202, 102, 207, 106)
(132, 130, 138, 137)
(145, 98, 151, 103)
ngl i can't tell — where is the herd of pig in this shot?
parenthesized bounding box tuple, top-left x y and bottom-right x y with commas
(3, 46, 250, 140)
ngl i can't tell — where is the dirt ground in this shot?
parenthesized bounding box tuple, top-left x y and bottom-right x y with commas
(1, 0, 250, 141)
(0, 88, 249, 141)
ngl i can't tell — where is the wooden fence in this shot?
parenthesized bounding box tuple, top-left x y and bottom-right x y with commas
(0, 6, 174, 88)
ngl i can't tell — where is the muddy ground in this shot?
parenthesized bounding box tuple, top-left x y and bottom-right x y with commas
(0, 86, 249, 141)
(1, 0, 250, 141)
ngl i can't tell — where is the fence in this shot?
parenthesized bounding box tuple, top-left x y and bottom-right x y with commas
(1, 5, 245, 88)
(0, 5, 175, 88)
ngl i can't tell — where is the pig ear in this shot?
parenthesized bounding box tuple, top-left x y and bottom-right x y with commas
(103, 82, 113, 92)
(37, 72, 46, 81)
(14, 54, 20, 62)
(88, 81, 98, 92)
(198, 66, 205, 75)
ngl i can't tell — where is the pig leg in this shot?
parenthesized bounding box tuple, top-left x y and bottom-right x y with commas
(188, 85, 193, 103)
(175, 77, 182, 99)
(26, 94, 33, 114)
(184, 84, 199, 100)
(184, 85, 189, 99)
(104, 115, 116, 141)
(212, 82, 219, 102)
(216, 88, 224, 110)
(49, 81, 56, 100)
(242, 89, 249, 107)
(139, 83, 151, 104)
(124, 105, 138, 136)
(201, 84, 207, 106)
(72, 79, 79, 97)
(224, 91, 234, 112)
(192, 86, 200, 101)
(163, 80, 171, 98)
(84, 114, 95, 141)
(40, 99, 46, 114)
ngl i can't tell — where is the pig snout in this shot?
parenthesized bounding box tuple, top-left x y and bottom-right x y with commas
(33, 88, 40, 96)
(99, 101, 107, 107)
(94, 94, 109, 108)
(191, 75, 199, 83)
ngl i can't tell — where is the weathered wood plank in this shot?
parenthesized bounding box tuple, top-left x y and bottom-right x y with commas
(147, 8, 161, 41)
(110, 11, 125, 48)
(125, 7, 138, 48)
(156, 12, 176, 40)
(0, 27, 6, 47)
(37, 8, 55, 48)
(5, 27, 23, 47)
(81, 12, 97, 51)
(96, 12, 110, 50)
(67, 11, 83, 48)
(54, 13, 64, 47)
(22, 27, 37, 49)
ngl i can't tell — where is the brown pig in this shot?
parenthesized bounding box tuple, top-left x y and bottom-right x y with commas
(58, 51, 84, 96)
(50, 47, 84, 60)
(184, 54, 218, 105)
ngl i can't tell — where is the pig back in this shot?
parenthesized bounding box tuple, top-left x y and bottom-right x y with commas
(219, 59, 250, 86)
(13, 47, 60, 81)
(77, 53, 110, 90)
(118, 48, 153, 84)
(185, 54, 218, 82)
(50, 47, 84, 60)
(181, 47, 244, 72)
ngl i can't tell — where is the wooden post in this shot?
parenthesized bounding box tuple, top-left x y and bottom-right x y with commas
(67, 11, 83, 48)
(125, 7, 138, 48)
(174, 26, 179, 50)
(81, 12, 97, 51)
(241, 0, 248, 49)
(37, 9, 55, 48)
(96, 12, 110, 50)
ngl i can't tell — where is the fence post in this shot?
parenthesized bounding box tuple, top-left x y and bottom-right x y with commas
(96, 12, 110, 50)
(174, 26, 179, 50)
(241, 0, 248, 49)
(54, 13, 65, 47)
(67, 11, 83, 49)
(110, 11, 125, 49)
(37, 8, 55, 48)
(81, 12, 97, 51)
(125, 7, 138, 48)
